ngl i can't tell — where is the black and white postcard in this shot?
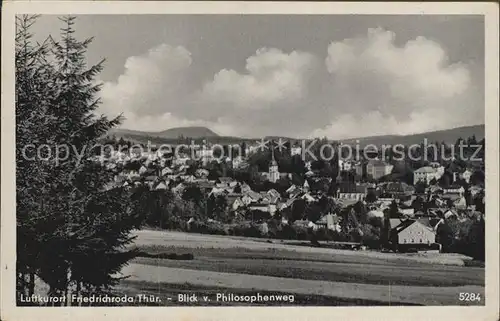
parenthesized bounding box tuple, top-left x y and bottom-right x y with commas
(1, 1, 499, 321)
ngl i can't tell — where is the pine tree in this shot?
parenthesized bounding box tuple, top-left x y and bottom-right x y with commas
(16, 14, 57, 302)
(16, 15, 143, 305)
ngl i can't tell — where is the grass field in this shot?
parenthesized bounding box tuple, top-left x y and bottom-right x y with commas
(117, 229, 485, 306)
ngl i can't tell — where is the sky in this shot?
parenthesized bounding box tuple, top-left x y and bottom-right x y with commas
(31, 14, 485, 139)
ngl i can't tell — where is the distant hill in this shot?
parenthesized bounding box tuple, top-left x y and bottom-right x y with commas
(110, 126, 219, 140)
(109, 124, 485, 147)
(339, 124, 485, 147)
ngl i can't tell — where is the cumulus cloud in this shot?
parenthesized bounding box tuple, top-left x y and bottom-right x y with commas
(99, 44, 195, 129)
(99, 28, 481, 139)
(311, 108, 476, 140)
(201, 48, 317, 109)
(100, 46, 318, 135)
(315, 28, 479, 139)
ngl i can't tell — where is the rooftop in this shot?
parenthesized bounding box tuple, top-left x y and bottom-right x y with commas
(415, 166, 437, 173)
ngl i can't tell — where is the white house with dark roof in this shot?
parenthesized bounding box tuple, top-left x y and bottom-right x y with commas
(366, 160, 394, 180)
(413, 165, 444, 185)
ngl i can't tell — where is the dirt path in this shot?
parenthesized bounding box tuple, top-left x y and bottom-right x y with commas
(119, 263, 484, 306)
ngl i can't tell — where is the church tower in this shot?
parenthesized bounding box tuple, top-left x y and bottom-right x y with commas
(269, 145, 280, 183)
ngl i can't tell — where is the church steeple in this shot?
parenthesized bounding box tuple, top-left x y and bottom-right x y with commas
(269, 143, 279, 183)
(270, 144, 277, 165)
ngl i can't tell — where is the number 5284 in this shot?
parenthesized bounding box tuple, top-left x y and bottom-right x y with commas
(459, 292, 481, 302)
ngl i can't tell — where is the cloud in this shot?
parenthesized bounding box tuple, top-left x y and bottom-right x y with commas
(100, 46, 318, 135)
(311, 108, 476, 140)
(201, 48, 317, 109)
(99, 29, 481, 139)
(100, 44, 193, 121)
(315, 28, 479, 139)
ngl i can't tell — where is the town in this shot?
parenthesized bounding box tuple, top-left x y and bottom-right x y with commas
(96, 134, 486, 259)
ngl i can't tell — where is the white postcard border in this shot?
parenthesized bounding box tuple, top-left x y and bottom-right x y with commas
(1, 2, 498, 321)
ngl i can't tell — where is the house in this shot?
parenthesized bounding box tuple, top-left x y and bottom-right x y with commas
(240, 183, 252, 193)
(259, 192, 271, 203)
(301, 192, 316, 203)
(154, 181, 168, 191)
(469, 185, 483, 197)
(384, 182, 414, 197)
(177, 164, 189, 174)
(443, 209, 458, 219)
(339, 159, 353, 171)
(180, 175, 196, 183)
(172, 183, 186, 195)
(279, 196, 298, 211)
(434, 197, 448, 207)
(243, 190, 261, 203)
(292, 220, 312, 228)
(195, 148, 214, 163)
(305, 170, 315, 177)
(442, 185, 465, 195)
(427, 184, 442, 194)
(459, 168, 473, 183)
(286, 185, 298, 195)
(209, 187, 229, 197)
(197, 180, 216, 193)
(378, 195, 396, 206)
(138, 165, 148, 175)
(413, 165, 444, 185)
(267, 189, 281, 201)
(367, 210, 384, 219)
(195, 168, 209, 178)
(366, 160, 394, 180)
(226, 194, 244, 211)
(173, 155, 190, 166)
(248, 202, 277, 216)
(337, 183, 367, 201)
(241, 194, 254, 206)
(390, 219, 436, 252)
(290, 146, 302, 156)
(354, 162, 364, 177)
(337, 198, 361, 208)
(303, 180, 310, 192)
(161, 167, 174, 177)
(315, 214, 342, 231)
(454, 196, 467, 209)
(399, 205, 415, 217)
(125, 169, 140, 179)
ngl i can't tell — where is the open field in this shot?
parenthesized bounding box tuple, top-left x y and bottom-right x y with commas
(118, 229, 485, 306)
(131, 229, 475, 266)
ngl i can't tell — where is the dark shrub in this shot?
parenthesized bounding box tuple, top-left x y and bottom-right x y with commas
(242, 225, 262, 238)
(277, 224, 297, 240)
(136, 251, 194, 260)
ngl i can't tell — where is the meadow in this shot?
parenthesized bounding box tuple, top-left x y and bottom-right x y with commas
(117, 229, 485, 306)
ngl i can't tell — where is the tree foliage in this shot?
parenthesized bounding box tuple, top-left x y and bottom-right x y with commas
(16, 15, 143, 305)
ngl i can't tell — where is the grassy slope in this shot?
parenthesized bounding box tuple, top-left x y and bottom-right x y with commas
(131, 254, 484, 287)
(117, 229, 485, 306)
